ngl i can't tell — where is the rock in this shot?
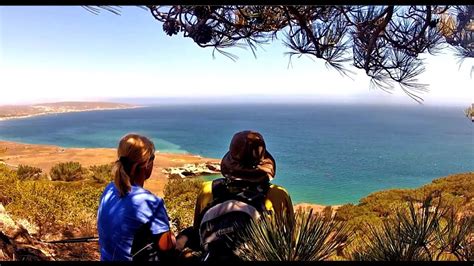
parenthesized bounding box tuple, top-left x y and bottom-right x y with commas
(181, 171, 196, 177)
(0, 204, 55, 261)
(0, 231, 15, 260)
(164, 162, 221, 179)
(17, 219, 38, 237)
(205, 163, 220, 172)
(169, 173, 185, 179)
(15, 245, 51, 261)
(168, 168, 186, 179)
(0, 205, 18, 233)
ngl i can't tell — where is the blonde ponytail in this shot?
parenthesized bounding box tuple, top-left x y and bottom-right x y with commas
(113, 133, 156, 197)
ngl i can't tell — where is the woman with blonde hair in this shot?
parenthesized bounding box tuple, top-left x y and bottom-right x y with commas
(97, 133, 176, 261)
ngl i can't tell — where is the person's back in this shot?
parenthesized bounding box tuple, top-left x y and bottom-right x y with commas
(191, 130, 294, 261)
(193, 179, 294, 229)
(98, 182, 169, 261)
(97, 133, 176, 261)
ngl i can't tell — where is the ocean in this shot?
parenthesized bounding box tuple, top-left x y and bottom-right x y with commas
(0, 103, 472, 205)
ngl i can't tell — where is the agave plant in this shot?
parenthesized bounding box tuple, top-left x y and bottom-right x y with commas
(352, 193, 473, 261)
(434, 208, 474, 261)
(235, 208, 352, 261)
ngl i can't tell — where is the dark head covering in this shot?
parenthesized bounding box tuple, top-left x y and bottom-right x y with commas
(221, 130, 276, 183)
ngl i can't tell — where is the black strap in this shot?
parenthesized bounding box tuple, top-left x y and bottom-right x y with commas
(131, 222, 160, 261)
(211, 178, 227, 201)
(46, 236, 98, 244)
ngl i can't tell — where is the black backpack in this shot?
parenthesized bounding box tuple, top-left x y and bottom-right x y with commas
(198, 178, 270, 262)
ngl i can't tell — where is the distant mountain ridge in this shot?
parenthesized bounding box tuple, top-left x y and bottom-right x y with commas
(0, 101, 140, 120)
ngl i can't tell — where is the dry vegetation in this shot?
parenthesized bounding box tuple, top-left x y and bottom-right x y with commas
(0, 159, 472, 261)
(164, 173, 474, 261)
(164, 178, 203, 232)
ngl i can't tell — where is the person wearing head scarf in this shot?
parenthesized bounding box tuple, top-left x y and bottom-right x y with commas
(175, 131, 294, 261)
(193, 130, 294, 229)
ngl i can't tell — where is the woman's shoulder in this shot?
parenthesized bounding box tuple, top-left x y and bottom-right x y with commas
(101, 182, 117, 196)
(130, 186, 164, 206)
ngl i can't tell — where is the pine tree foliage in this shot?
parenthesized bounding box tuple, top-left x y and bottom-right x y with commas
(85, 5, 474, 103)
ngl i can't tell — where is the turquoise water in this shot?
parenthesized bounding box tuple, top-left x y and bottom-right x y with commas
(0, 104, 472, 205)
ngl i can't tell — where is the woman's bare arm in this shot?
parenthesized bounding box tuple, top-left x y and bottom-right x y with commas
(157, 230, 176, 252)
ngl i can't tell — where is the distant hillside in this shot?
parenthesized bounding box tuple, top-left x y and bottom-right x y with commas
(0, 102, 139, 120)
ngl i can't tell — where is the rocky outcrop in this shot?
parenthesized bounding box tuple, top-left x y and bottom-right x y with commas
(0, 204, 55, 261)
(163, 162, 221, 179)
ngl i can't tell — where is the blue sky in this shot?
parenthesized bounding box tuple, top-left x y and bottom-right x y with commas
(0, 6, 472, 106)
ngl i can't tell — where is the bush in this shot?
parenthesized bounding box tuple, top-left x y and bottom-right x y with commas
(50, 161, 86, 181)
(351, 193, 473, 261)
(335, 172, 474, 234)
(2, 160, 472, 261)
(16, 164, 43, 180)
(163, 178, 203, 232)
(0, 165, 104, 238)
(236, 209, 353, 261)
(88, 163, 114, 183)
(0, 164, 17, 205)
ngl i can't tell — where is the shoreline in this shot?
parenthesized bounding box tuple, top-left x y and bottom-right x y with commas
(0, 139, 220, 197)
(0, 139, 336, 211)
(0, 105, 145, 122)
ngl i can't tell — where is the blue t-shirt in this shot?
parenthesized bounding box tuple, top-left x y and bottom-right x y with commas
(97, 182, 170, 261)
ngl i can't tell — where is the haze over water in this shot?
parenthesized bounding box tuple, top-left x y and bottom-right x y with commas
(0, 103, 472, 205)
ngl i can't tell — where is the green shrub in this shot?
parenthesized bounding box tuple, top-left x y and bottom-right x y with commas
(0, 164, 17, 205)
(335, 173, 474, 233)
(50, 161, 86, 181)
(352, 194, 473, 261)
(2, 160, 472, 261)
(236, 209, 353, 261)
(0, 164, 104, 238)
(163, 178, 203, 232)
(89, 163, 114, 183)
(16, 164, 43, 180)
